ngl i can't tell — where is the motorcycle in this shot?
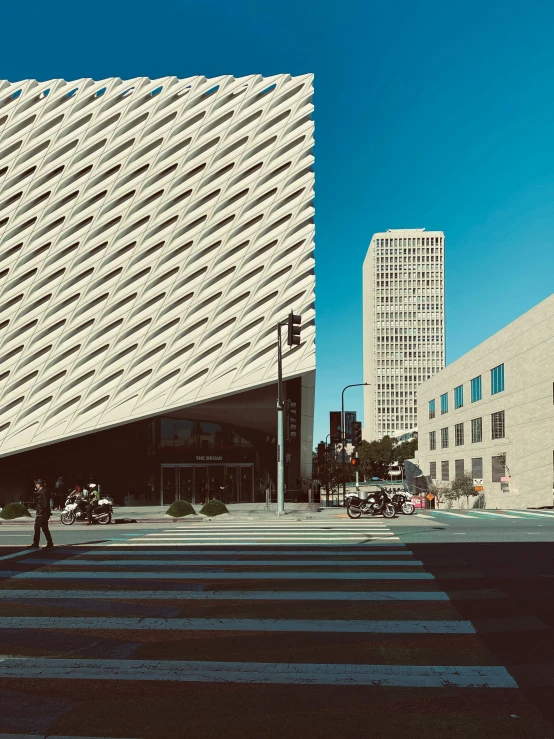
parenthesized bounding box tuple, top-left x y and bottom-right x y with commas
(60, 489, 113, 525)
(347, 489, 396, 519)
(391, 490, 415, 515)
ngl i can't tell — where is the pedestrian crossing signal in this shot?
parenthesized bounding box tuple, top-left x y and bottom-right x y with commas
(350, 457, 360, 467)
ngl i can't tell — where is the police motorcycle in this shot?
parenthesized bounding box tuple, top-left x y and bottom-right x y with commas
(391, 488, 415, 515)
(60, 483, 113, 525)
(346, 487, 396, 519)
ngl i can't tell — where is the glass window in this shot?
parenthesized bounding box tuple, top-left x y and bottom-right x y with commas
(429, 431, 436, 450)
(440, 427, 449, 448)
(440, 392, 448, 414)
(430, 461, 437, 478)
(429, 399, 435, 419)
(491, 410, 505, 439)
(471, 417, 482, 443)
(441, 460, 449, 481)
(455, 422, 464, 446)
(470, 375, 482, 402)
(491, 363, 505, 394)
(455, 459, 464, 478)
(454, 385, 463, 409)
(471, 457, 483, 478)
(492, 455, 505, 482)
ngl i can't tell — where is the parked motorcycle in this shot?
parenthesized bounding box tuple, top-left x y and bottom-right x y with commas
(391, 490, 415, 515)
(347, 489, 396, 519)
(60, 489, 113, 525)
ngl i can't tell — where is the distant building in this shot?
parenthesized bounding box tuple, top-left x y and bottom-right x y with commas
(417, 293, 554, 509)
(363, 229, 445, 441)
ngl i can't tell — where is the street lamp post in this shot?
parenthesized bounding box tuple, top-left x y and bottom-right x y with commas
(341, 383, 370, 503)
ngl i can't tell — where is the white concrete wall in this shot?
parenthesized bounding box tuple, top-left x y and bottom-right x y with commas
(0, 74, 316, 457)
(417, 293, 554, 509)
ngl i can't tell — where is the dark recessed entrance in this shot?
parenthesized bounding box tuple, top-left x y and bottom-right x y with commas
(161, 463, 254, 506)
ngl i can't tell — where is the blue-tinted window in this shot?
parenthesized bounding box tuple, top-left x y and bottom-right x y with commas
(471, 375, 482, 402)
(491, 364, 504, 394)
(454, 385, 463, 409)
(440, 392, 448, 414)
(429, 399, 435, 419)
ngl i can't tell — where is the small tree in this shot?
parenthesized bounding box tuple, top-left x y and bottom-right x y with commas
(430, 481, 456, 508)
(451, 471, 478, 510)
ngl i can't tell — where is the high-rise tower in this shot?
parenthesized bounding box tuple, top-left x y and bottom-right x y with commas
(363, 229, 445, 441)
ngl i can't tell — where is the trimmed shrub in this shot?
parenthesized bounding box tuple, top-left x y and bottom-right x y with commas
(0, 502, 31, 520)
(200, 499, 228, 517)
(166, 500, 196, 518)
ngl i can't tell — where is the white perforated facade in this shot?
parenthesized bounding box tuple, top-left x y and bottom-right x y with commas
(0, 75, 315, 460)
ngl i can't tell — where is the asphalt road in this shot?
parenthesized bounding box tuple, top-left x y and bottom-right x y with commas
(0, 513, 553, 738)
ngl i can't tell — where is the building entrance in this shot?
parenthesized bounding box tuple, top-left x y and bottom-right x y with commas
(161, 464, 254, 506)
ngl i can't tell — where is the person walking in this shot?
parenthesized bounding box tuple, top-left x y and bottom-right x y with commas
(28, 479, 54, 549)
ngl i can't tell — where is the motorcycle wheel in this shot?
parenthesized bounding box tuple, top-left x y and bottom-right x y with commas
(96, 512, 111, 525)
(347, 505, 362, 519)
(60, 511, 75, 525)
(402, 502, 415, 515)
(382, 504, 396, 519)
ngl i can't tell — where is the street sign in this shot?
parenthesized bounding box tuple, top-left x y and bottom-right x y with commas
(426, 493, 435, 501)
(330, 411, 356, 443)
(473, 477, 483, 492)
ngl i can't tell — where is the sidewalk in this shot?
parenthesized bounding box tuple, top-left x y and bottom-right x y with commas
(0, 502, 323, 524)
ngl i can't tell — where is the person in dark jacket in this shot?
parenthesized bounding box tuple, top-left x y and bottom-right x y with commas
(28, 479, 54, 548)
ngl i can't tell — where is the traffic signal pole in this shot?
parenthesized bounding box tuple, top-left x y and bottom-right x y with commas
(341, 383, 370, 503)
(276, 321, 285, 516)
(277, 313, 301, 516)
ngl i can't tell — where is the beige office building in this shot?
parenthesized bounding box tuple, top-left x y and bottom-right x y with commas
(363, 229, 445, 441)
(417, 293, 554, 509)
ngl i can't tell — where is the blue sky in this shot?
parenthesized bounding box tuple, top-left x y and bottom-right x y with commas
(2, 0, 554, 446)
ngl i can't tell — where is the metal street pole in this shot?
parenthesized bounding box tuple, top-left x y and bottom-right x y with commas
(276, 321, 285, 516)
(325, 433, 331, 507)
(341, 383, 370, 503)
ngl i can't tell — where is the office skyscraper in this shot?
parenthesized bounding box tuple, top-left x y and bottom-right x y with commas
(363, 228, 445, 441)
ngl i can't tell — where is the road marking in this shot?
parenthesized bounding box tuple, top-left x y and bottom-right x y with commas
(453, 533, 466, 535)
(415, 514, 438, 519)
(471, 511, 523, 519)
(0, 549, 43, 562)
(0, 589, 450, 601)
(432, 511, 474, 519)
(24, 558, 423, 567)
(504, 510, 554, 518)
(0, 616, 475, 633)
(75, 548, 410, 556)
(0, 570, 434, 580)
(103, 540, 403, 548)
(0, 658, 518, 688)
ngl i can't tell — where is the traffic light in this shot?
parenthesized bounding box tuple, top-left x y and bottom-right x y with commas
(287, 312, 301, 346)
(286, 400, 298, 441)
(352, 421, 363, 446)
(350, 457, 360, 467)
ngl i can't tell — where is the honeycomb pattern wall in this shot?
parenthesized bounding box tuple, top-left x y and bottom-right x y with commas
(0, 74, 315, 455)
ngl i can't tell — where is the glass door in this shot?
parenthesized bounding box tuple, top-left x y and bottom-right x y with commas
(178, 467, 193, 503)
(239, 465, 253, 502)
(194, 466, 208, 505)
(161, 466, 177, 506)
(225, 466, 238, 504)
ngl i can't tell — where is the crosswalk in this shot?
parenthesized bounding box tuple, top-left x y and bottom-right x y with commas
(0, 522, 551, 737)
(417, 508, 554, 520)
(118, 519, 402, 546)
